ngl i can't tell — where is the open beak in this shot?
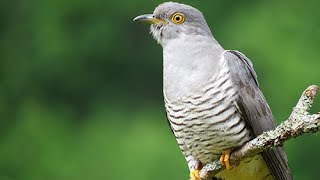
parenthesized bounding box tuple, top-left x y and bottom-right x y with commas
(133, 14, 166, 24)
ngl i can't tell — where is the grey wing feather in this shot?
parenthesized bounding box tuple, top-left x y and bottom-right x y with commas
(223, 50, 292, 180)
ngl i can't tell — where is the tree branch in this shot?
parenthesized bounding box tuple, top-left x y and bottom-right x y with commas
(199, 85, 320, 180)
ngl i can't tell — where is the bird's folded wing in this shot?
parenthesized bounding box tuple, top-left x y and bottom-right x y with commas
(223, 50, 292, 180)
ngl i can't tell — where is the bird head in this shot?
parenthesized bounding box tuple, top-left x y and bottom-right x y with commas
(134, 2, 212, 45)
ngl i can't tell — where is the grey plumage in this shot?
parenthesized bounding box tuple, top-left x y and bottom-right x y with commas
(134, 2, 292, 180)
(225, 50, 292, 179)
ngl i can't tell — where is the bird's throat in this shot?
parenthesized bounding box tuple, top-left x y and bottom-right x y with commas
(162, 36, 224, 102)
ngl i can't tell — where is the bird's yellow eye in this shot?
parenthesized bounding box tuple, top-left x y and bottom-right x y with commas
(171, 13, 186, 24)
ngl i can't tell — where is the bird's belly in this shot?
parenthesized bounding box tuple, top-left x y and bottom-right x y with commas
(175, 110, 252, 164)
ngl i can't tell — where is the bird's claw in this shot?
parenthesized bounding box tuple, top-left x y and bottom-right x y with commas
(190, 169, 201, 180)
(220, 149, 233, 170)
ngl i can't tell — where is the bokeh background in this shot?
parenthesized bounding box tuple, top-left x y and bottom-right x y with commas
(1, 0, 319, 179)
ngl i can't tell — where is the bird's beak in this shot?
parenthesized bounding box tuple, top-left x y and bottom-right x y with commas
(133, 14, 166, 24)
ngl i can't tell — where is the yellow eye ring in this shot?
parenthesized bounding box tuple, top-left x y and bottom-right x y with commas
(171, 13, 186, 24)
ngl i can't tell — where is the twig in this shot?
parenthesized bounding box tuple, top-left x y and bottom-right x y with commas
(199, 85, 320, 180)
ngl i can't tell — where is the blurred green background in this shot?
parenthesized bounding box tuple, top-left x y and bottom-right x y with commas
(1, 0, 319, 179)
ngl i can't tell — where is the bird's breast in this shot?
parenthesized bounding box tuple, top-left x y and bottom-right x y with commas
(164, 59, 252, 164)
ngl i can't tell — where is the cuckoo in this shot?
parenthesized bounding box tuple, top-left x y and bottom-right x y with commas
(134, 2, 292, 180)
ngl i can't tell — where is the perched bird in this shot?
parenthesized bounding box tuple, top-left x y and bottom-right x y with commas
(134, 2, 292, 180)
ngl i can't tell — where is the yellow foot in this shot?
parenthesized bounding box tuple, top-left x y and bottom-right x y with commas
(219, 149, 232, 170)
(190, 169, 201, 180)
